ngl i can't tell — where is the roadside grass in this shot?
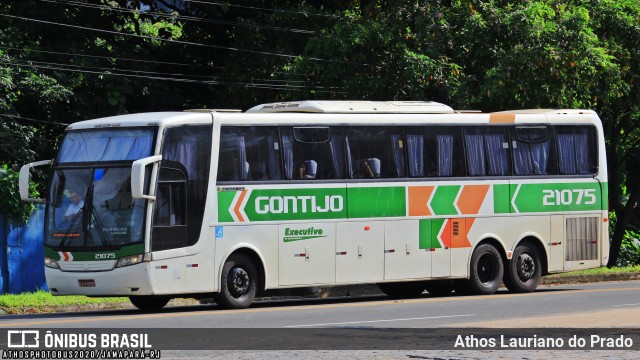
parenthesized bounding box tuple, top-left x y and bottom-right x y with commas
(0, 290, 128, 314)
(549, 265, 640, 276)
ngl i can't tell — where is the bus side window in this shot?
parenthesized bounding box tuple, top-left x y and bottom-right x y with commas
(218, 126, 282, 182)
(282, 127, 344, 180)
(154, 167, 186, 227)
(155, 125, 212, 250)
(463, 127, 510, 176)
(406, 126, 464, 178)
(554, 126, 597, 175)
(512, 126, 552, 175)
(345, 127, 406, 179)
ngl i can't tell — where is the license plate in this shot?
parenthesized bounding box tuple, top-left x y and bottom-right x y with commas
(78, 279, 96, 287)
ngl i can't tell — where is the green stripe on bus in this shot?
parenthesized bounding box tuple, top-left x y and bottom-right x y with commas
(347, 186, 405, 218)
(431, 218, 446, 248)
(493, 184, 511, 214)
(217, 191, 236, 223)
(245, 188, 347, 221)
(430, 185, 460, 215)
(512, 182, 603, 213)
(418, 219, 441, 250)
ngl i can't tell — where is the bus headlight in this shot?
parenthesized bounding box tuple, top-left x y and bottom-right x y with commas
(116, 254, 150, 268)
(44, 257, 60, 269)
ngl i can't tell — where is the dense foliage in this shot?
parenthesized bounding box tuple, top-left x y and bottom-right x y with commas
(0, 0, 638, 265)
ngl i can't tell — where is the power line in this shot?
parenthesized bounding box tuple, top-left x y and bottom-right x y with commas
(181, 0, 336, 18)
(40, 0, 317, 34)
(0, 114, 70, 126)
(0, 46, 224, 69)
(9, 57, 310, 85)
(0, 13, 369, 66)
(0, 46, 311, 78)
(1, 60, 347, 93)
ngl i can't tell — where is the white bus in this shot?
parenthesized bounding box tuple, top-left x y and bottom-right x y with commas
(20, 101, 609, 310)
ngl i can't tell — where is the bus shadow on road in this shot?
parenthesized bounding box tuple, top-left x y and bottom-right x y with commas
(0, 287, 584, 321)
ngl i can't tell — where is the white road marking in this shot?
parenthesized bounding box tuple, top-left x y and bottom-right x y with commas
(611, 303, 640, 307)
(284, 314, 475, 328)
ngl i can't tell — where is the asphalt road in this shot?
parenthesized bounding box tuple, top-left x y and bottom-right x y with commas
(1, 281, 638, 329)
(2, 282, 639, 359)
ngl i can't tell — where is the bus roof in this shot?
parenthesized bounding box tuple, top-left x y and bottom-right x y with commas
(246, 100, 455, 114)
(64, 103, 601, 130)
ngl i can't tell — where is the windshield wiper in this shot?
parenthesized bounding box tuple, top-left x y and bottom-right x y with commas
(90, 206, 110, 247)
(58, 207, 83, 248)
(84, 184, 110, 247)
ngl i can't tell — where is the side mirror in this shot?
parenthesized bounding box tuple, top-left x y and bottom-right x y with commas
(131, 155, 162, 200)
(19, 160, 52, 202)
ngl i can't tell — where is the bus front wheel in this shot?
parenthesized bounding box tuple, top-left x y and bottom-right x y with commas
(503, 242, 542, 293)
(467, 244, 504, 295)
(129, 296, 170, 312)
(215, 253, 257, 309)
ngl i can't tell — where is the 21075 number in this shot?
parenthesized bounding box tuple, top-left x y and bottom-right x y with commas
(542, 189, 597, 206)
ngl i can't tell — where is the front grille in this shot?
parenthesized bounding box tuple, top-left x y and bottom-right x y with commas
(59, 260, 116, 272)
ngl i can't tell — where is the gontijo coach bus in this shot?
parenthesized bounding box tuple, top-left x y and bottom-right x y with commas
(19, 101, 608, 311)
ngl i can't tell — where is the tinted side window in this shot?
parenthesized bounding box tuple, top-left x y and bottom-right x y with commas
(344, 127, 406, 179)
(554, 126, 597, 175)
(463, 127, 511, 176)
(511, 126, 554, 175)
(153, 125, 212, 250)
(281, 127, 345, 180)
(218, 127, 282, 181)
(405, 126, 464, 177)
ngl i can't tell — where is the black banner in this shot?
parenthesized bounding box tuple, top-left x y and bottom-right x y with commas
(1, 328, 638, 351)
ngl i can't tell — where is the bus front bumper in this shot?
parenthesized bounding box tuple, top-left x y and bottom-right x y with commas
(45, 263, 154, 296)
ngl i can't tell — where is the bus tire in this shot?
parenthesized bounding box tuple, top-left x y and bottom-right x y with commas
(129, 296, 170, 311)
(377, 282, 425, 298)
(468, 244, 504, 295)
(424, 280, 454, 297)
(215, 253, 257, 309)
(503, 242, 542, 293)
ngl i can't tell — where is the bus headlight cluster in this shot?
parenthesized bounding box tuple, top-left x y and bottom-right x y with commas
(116, 254, 150, 268)
(44, 257, 60, 269)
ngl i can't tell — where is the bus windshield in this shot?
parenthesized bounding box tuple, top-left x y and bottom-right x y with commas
(46, 167, 147, 249)
(57, 129, 154, 163)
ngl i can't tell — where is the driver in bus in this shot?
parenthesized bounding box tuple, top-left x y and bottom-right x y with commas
(63, 190, 84, 222)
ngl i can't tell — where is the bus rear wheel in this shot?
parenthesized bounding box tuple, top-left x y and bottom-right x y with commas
(467, 244, 504, 295)
(215, 253, 257, 309)
(378, 282, 425, 298)
(129, 296, 170, 312)
(503, 242, 542, 293)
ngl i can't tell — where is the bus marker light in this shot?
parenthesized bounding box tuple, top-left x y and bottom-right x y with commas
(155, 265, 168, 270)
(430, 248, 436, 252)
(604, 218, 608, 222)
(384, 249, 395, 253)
(336, 252, 347, 255)
(187, 264, 199, 268)
(364, 226, 370, 231)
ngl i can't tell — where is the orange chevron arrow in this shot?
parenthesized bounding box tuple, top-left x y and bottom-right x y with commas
(456, 184, 490, 215)
(408, 186, 435, 216)
(234, 190, 248, 222)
